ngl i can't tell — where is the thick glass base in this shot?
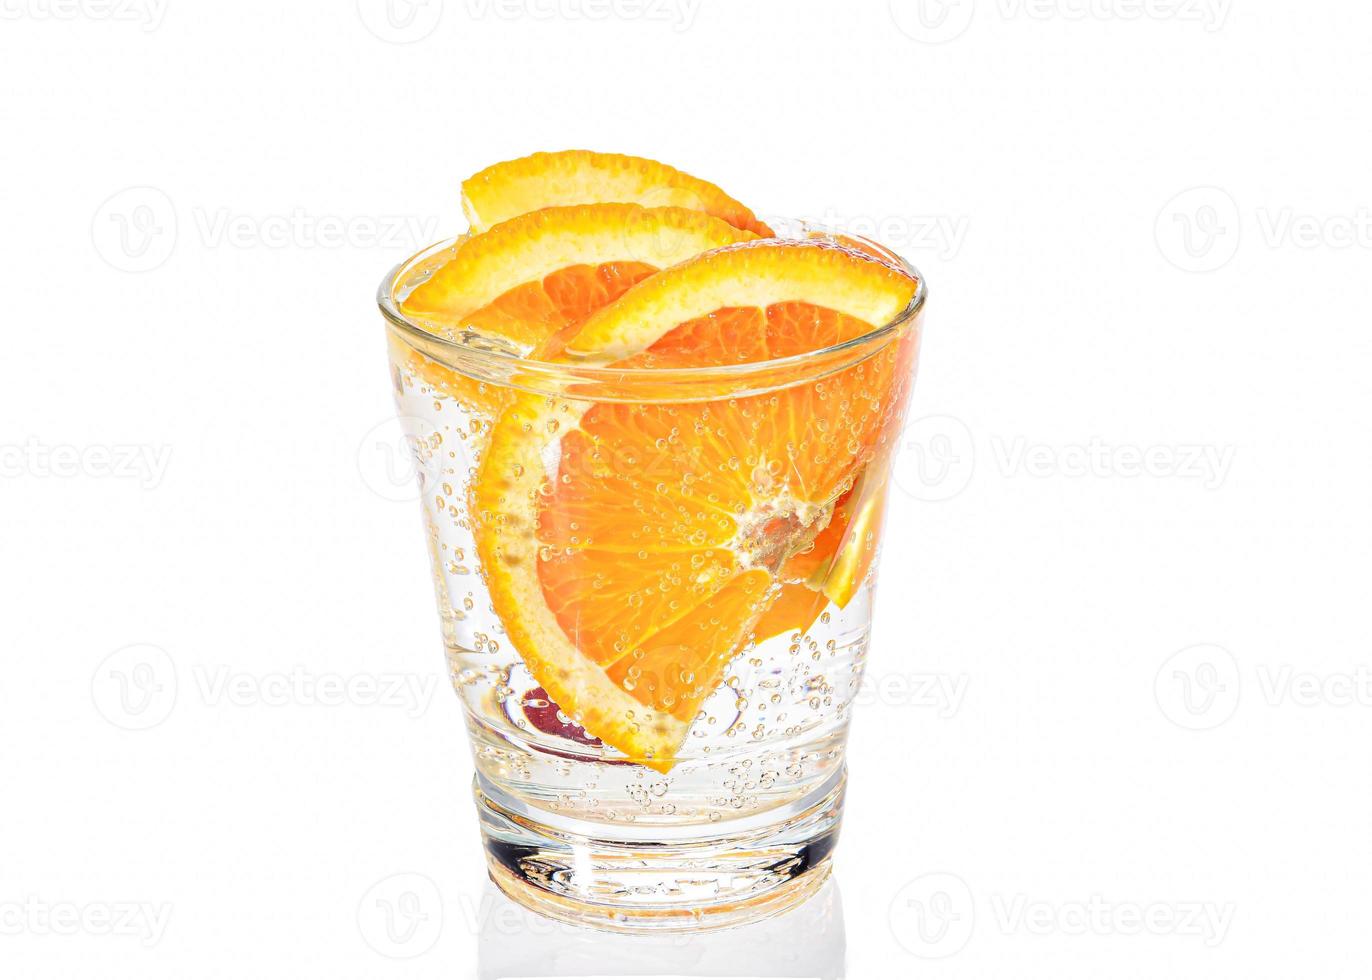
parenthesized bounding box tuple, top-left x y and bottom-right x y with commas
(475, 767, 845, 933)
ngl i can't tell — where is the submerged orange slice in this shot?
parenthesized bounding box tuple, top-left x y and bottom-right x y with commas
(391, 204, 756, 412)
(472, 241, 919, 769)
(461, 150, 773, 238)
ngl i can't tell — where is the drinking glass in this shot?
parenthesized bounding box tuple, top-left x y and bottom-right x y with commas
(376, 227, 925, 931)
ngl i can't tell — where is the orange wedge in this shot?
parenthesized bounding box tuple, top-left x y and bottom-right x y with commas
(461, 150, 773, 238)
(390, 205, 756, 414)
(471, 241, 919, 769)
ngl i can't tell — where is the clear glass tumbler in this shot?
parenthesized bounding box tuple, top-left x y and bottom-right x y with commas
(377, 228, 925, 931)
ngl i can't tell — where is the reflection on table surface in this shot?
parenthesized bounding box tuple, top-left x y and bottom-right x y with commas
(477, 876, 846, 980)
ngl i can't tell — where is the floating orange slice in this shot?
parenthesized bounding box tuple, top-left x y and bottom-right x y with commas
(461, 150, 773, 238)
(472, 241, 919, 770)
(390, 204, 756, 413)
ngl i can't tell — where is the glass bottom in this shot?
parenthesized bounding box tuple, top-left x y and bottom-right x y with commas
(475, 767, 845, 933)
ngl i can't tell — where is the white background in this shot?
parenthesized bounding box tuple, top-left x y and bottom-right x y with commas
(2, 0, 1370, 977)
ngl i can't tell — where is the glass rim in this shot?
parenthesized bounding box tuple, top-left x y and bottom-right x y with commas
(375, 225, 927, 386)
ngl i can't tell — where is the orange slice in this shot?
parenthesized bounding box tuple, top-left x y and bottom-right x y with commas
(461, 150, 773, 238)
(401, 204, 757, 333)
(390, 205, 756, 414)
(472, 241, 919, 769)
